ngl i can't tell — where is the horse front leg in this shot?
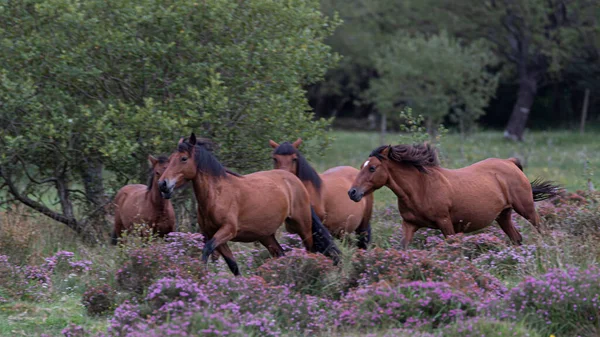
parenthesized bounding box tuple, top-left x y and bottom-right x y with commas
(215, 243, 240, 276)
(202, 224, 236, 264)
(400, 221, 419, 250)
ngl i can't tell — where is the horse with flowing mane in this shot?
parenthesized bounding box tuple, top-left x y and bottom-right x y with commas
(158, 133, 339, 275)
(111, 155, 175, 245)
(348, 143, 560, 248)
(270, 138, 374, 248)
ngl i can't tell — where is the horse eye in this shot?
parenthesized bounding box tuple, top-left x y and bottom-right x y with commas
(181, 156, 188, 162)
(292, 158, 297, 162)
(369, 166, 376, 173)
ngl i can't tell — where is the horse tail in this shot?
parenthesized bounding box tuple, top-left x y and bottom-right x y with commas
(508, 157, 523, 171)
(530, 178, 561, 202)
(310, 206, 340, 265)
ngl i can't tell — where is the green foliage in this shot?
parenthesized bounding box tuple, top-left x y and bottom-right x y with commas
(0, 0, 340, 236)
(367, 31, 499, 133)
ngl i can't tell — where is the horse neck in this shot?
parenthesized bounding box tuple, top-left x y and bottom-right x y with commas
(385, 162, 433, 210)
(191, 172, 227, 210)
(148, 178, 170, 212)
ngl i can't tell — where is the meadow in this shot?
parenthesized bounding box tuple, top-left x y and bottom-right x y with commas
(1, 129, 599, 337)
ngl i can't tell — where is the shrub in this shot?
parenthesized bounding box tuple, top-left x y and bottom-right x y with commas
(344, 248, 506, 299)
(82, 284, 116, 316)
(108, 274, 335, 336)
(145, 277, 208, 312)
(485, 265, 600, 336)
(256, 248, 337, 297)
(61, 324, 90, 337)
(336, 281, 476, 330)
(115, 233, 209, 293)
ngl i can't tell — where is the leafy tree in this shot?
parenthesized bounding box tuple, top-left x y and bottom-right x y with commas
(318, 0, 499, 138)
(0, 0, 340, 242)
(405, 0, 600, 140)
(366, 31, 499, 137)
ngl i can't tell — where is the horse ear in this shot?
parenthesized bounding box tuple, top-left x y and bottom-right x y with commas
(178, 137, 185, 145)
(189, 133, 197, 146)
(292, 138, 303, 149)
(148, 155, 158, 167)
(379, 145, 391, 158)
(269, 140, 279, 148)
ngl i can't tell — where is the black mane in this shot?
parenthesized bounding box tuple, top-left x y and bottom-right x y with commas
(177, 139, 241, 178)
(147, 155, 169, 190)
(370, 143, 439, 173)
(273, 142, 322, 191)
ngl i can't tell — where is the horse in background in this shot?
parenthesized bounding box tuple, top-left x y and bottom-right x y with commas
(158, 133, 339, 276)
(348, 143, 560, 248)
(111, 155, 175, 245)
(269, 138, 374, 249)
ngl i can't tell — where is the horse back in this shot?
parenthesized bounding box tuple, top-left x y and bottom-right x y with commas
(233, 169, 310, 219)
(440, 158, 531, 224)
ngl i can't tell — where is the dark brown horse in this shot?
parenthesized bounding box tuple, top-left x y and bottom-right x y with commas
(348, 143, 560, 248)
(269, 138, 374, 248)
(111, 155, 175, 245)
(158, 133, 338, 275)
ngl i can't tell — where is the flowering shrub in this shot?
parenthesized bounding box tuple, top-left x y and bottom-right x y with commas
(257, 248, 337, 297)
(538, 197, 600, 235)
(145, 277, 208, 312)
(82, 284, 116, 316)
(473, 244, 537, 276)
(485, 265, 600, 336)
(43, 251, 92, 274)
(336, 281, 476, 330)
(425, 233, 509, 259)
(61, 324, 90, 337)
(107, 274, 335, 336)
(344, 248, 506, 299)
(116, 233, 209, 293)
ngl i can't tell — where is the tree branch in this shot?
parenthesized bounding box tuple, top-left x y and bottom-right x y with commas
(0, 165, 90, 239)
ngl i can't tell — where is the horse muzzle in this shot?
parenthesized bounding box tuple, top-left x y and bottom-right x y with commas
(348, 187, 364, 202)
(158, 180, 174, 199)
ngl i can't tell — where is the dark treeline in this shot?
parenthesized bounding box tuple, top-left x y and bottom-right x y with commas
(307, 0, 600, 135)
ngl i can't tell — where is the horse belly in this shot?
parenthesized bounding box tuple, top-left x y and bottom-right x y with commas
(451, 207, 504, 233)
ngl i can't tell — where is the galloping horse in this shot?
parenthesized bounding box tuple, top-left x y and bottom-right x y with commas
(158, 133, 338, 275)
(269, 138, 374, 248)
(348, 143, 560, 248)
(111, 155, 175, 245)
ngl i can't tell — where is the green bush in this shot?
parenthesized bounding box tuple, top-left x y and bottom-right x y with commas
(0, 0, 340, 241)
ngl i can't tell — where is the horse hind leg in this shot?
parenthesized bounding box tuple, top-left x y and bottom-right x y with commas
(259, 235, 285, 258)
(512, 197, 545, 234)
(496, 208, 523, 245)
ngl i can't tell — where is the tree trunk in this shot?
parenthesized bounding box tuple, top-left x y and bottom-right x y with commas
(379, 113, 387, 145)
(79, 158, 107, 242)
(504, 75, 538, 141)
(580, 88, 590, 135)
(426, 116, 436, 140)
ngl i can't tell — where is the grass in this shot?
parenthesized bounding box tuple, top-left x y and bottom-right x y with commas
(0, 297, 107, 337)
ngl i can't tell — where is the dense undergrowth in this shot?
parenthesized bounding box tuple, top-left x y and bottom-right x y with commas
(1, 188, 599, 337)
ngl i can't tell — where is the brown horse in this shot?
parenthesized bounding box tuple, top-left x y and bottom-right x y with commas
(158, 133, 339, 275)
(111, 155, 175, 245)
(269, 138, 374, 249)
(348, 143, 560, 248)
